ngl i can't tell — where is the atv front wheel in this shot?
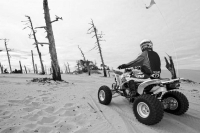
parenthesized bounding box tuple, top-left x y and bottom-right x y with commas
(98, 86, 112, 105)
(133, 95, 164, 125)
(162, 91, 189, 115)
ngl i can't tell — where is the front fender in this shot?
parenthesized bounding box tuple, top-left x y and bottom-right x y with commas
(137, 79, 161, 95)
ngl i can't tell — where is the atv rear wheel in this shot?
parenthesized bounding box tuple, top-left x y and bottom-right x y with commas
(162, 91, 189, 115)
(98, 86, 112, 105)
(133, 95, 164, 125)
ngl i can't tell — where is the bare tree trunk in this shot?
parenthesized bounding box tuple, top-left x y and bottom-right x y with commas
(108, 70, 110, 77)
(93, 28, 107, 77)
(86, 60, 91, 76)
(67, 62, 70, 73)
(26, 16, 45, 74)
(31, 50, 36, 73)
(35, 64, 38, 74)
(24, 65, 27, 74)
(1, 66, 3, 74)
(43, 0, 61, 81)
(1, 66, 4, 73)
(0, 63, 3, 74)
(49, 68, 52, 75)
(19, 61, 22, 74)
(76, 61, 80, 73)
(4, 40, 12, 73)
(45, 65, 47, 74)
(64, 63, 68, 74)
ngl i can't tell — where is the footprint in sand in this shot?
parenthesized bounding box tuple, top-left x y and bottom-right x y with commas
(39, 92, 52, 96)
(0, 110, 10, 116)
(34, 126, 54, 133)
(71, 113, 89, 126)
(22, 110, 46, 121)
(74, 127, 89, 133)
(54, 122, 76, 133)
(29, 102, 44, 109)
(24, 123, 37, 129)
(64, 103, 74, 108)
(23, 107, 36, 112)
(40, 96, 56, 104)
(0, 105, 7, 109)
(0, 111, 12, 119)
(8, 100, 23, 104)
(0, 126, 21, 133)
(37, 116, 57, 125)
(60, 110, 79, 117)
(44, 106, 56, 114)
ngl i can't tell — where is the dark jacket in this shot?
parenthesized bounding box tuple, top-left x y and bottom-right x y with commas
(125, 50, 161, 75)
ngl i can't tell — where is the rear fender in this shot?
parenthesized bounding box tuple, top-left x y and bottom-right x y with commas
(137, 79, 161, 95)
(150, 86, 167, 94)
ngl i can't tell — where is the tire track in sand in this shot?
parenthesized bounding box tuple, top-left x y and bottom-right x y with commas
(111, 102, 200, 133)
(88, 94, 119, 133)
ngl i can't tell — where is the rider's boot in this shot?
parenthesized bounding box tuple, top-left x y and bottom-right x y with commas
(128, 80, 137, 96)
(121, 85, 128, 96)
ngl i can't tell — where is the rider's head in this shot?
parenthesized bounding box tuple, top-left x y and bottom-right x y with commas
(140, 39, 153, 52)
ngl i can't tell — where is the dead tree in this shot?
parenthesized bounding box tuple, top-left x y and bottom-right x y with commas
(78, 45, 91, 75)
(31, 50, 36, 73)
(0, 39, 12, 73)
(19, 61, 23, 73)
(1, 66, 3, 74)
(40, 0, 62, 80)
(87, 19, 107, 77)
(45, 65, 47, 74)
(35, 64, 38, 74)
(23, 16, 45, 74)
(64, 63, 68, 74)
(76, 61, 80, 73)
(78, 45, 86, 61)
(49, 68, 52, 75)
(86, 60, 91, 75)
(0, 63, 3, 74)
(67, 62, 70, 73)
(24, 65, 27, 74)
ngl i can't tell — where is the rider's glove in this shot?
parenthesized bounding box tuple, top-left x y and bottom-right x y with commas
(118, 64, 127, 69)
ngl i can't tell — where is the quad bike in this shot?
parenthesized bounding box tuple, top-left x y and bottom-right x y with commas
(98, 56, 189, 125)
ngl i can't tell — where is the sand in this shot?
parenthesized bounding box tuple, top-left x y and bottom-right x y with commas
(0, 73, 200, 133)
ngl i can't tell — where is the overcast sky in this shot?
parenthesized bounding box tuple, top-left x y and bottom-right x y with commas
(0, 0, 200, 72)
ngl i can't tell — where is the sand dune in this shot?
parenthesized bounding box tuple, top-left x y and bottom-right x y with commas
(0, 73, 200, 133)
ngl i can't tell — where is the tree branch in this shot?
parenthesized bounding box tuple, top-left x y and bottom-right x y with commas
(51, 15, 63, 23)
(78, 45, 86, 61)
(23, 26, 31, 30)
(88, 45, 98, 52)
(35, 26, 46, 29)
(33, 42, 49, 47)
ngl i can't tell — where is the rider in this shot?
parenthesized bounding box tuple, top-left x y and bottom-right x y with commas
(118, 39, 161, 95)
